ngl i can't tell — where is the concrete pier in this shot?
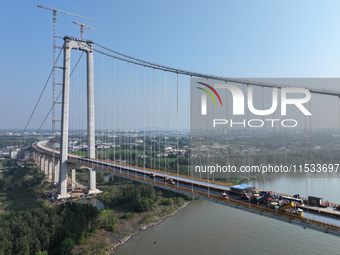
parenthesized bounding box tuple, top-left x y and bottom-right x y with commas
(44, 158, 49, 176)
(54, 160, 59, 183)
(71, 169, 76, 190)
(48, 159, 53, 179)
(40, 155, 45, 172)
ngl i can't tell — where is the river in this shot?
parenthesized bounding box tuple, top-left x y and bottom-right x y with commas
(249, 175, 340, 203)
(115, 177, 340, 255)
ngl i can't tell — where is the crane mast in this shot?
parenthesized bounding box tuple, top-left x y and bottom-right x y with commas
(37, 5, 96, 178)
(73, 21, 97, 40)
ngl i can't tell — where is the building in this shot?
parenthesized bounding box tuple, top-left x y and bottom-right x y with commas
(9, 149, 20, 159)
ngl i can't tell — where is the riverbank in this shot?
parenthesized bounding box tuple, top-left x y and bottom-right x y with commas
(108, 201, 190, 254)
(72, 199, 190, 255)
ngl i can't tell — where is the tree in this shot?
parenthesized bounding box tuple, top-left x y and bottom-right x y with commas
(35, 251, 48, 255)
(0, 202, 99, 255)
(96, 172, 105, 184)
(57, 238, 74, 255)
(0, 178, 10, 191)
(138, 198, 154, 212)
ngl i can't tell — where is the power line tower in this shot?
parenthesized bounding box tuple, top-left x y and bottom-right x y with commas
(37, 5, 96, 180)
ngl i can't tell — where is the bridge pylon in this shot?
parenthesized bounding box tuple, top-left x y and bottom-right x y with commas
(58, 36, 100, 198)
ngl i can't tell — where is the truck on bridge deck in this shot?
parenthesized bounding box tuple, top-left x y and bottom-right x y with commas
(279, 202, 304, 217)
(308, 196, 330, 207)
(230, 184, 255, 194)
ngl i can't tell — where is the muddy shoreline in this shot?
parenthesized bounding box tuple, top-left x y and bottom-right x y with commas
(106, 201, 190, 254)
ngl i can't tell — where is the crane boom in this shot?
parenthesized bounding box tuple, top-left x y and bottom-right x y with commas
(37, 5, 96, 21)
(73, 21, 97, 40)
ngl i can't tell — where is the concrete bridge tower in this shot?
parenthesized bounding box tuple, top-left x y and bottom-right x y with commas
(58, 36, 100, 198)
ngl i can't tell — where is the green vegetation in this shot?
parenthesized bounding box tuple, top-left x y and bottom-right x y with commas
(74, 169, 107, 186)
(161, 197, 174, 205)
(139, 197, 155, 212)
(0, 189, 41, 211)
(100, 182, 192, 213)
(0, 160, 193, 255)
(100, 214, 118, 231)
(100, 183, 157, 212)
(96, 171, 105, 184)
(0, 164, 46, 211)
(0, 160, 100, 255)
(73, 181, 192, 254)
(0, 202, 99, 255)
(120, 212, 134, 219)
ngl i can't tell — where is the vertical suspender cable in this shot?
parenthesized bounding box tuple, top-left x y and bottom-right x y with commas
(338, 97, 340, 137)
(101, 54, 104, 167)
(100, 53, 104, 168)
(110, 57, 114, 165)
(119, 60, 122, 173)
(125, 62, 128, 168)
(135, 64, 138, 177)
(164, 71, 167, 185)
(225, 81, 229, 187)
(105, 55, 108, 161)
(273, 89, 276, 166)
(83, 53, 86, 157)
(308, 98, 312, 171)
(128, 63, 131, 167)
(113, 58, 116, 164)
(102, 55, 106, 161)
(176, 73, 179, 189)
(243, 84, 246, 167)
(304, 99, 307, 165)
(284, 105, 287, 166)
(246, 84, 250, 184)
(123, 62, 126, 166)
(188, 77, 192, 192)
(108, 56, 112, 166)
(262, 86, 266, 165)
(207, 79, 210, 197)
(152, 68, 155, 182)
(309, 99, 312, 135)
(143, 66, 146, 179)
(158, 71, 161, 174)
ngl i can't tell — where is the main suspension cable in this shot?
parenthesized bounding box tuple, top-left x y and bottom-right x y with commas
(23, 48, 63, 133)
(93, 42, 340, 96)
(36, 52, 85, 132)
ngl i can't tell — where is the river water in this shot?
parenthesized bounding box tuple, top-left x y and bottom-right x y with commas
(115, 177, 340, 255)
(78, 197, 105, 209)
(250, 175, 340, 203)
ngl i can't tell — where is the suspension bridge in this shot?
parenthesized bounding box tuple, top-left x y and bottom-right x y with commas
(27, 36, 340, 237)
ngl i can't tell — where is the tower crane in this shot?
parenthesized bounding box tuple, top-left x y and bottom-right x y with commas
(37, 5, 96, 175)
(73, 21, 97, 40)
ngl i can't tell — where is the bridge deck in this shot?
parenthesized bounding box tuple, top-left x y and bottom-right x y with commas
(33, 141, 340, 237)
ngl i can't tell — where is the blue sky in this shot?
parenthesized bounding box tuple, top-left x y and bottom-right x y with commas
(1, 0, 340, 130)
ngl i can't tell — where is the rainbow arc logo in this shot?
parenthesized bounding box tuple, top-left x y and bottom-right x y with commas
(196, 82, 223, 106)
